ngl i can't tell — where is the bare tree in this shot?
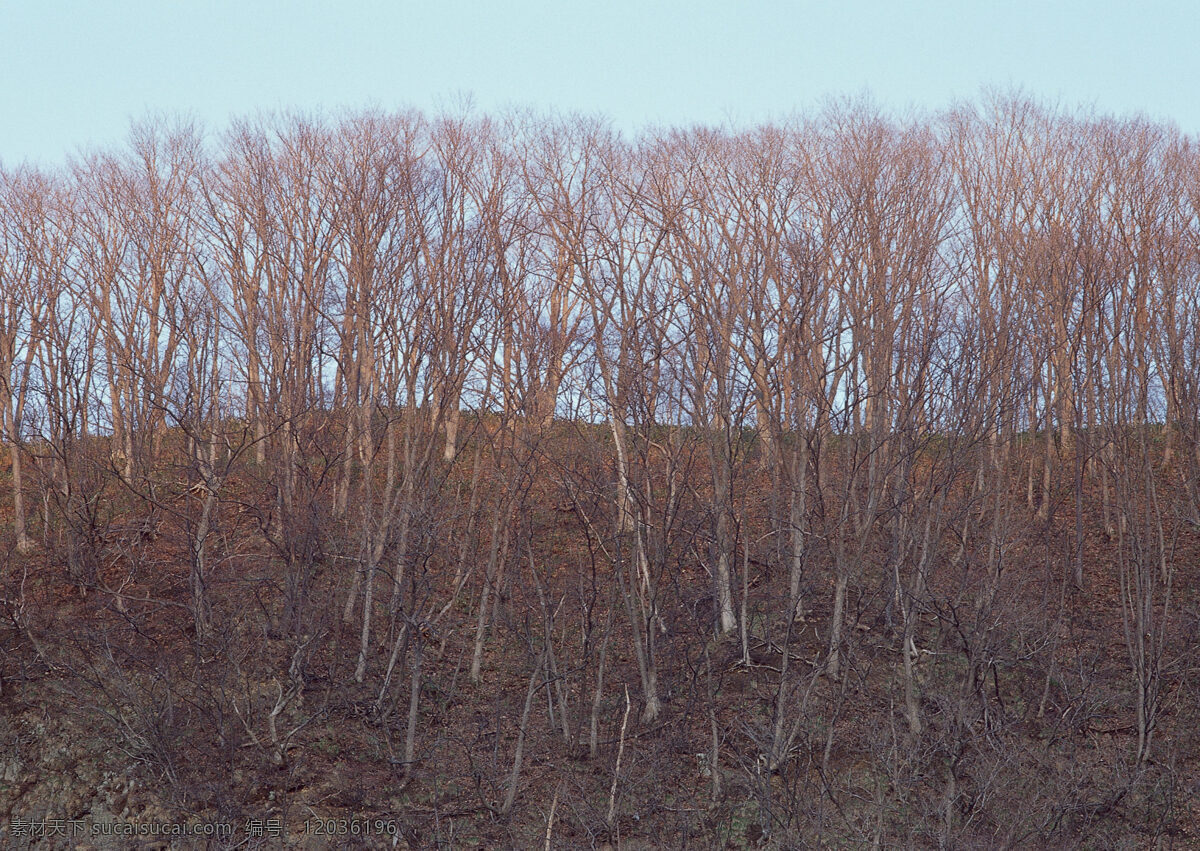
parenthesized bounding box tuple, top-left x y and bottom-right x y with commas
(0, 167, 54, 554)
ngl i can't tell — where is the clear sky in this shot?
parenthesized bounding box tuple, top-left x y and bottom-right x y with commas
(2, 0, 1197, 165)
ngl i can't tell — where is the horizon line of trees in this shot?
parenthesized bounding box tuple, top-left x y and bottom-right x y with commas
(2, 91, 1198, 569)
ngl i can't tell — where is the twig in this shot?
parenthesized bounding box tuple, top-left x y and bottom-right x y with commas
(544, 780, 562, 851)
(607, 684, 631, 829)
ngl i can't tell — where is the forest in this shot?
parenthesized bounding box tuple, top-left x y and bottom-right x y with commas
(1, 94, 1198, 847)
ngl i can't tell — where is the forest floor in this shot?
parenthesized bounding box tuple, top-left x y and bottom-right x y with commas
(0, 441, 1198, 849)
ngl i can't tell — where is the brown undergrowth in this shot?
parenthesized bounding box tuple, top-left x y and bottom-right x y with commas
(0, 426, 1197, 849)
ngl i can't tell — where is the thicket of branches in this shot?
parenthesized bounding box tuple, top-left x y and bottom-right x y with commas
(1, 94, 1198, 846)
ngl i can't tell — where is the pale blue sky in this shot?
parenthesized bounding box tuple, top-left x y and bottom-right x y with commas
(2, 0, 1197, 165)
